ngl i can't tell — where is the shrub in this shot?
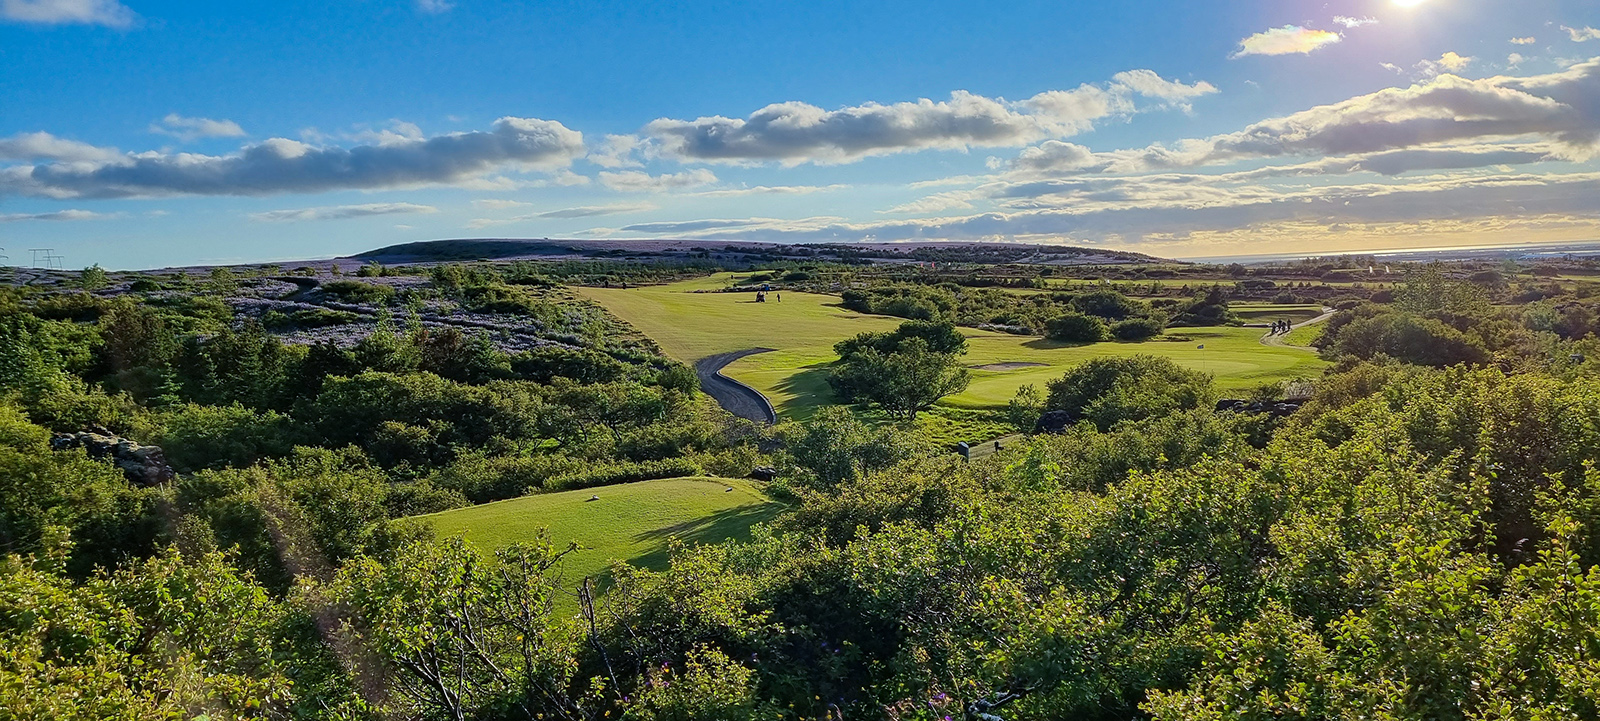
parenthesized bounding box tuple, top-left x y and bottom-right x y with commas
(544, 457, 705, 492)
(1045, 313, 1109, 343)
(1044, 355, 1214, 431)
(155, 403, 297, 473)
(321, 280, 394, 304)
(1110, 317, 1163, 341)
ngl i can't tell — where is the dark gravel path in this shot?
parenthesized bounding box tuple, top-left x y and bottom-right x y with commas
(695, 349, 778, 424)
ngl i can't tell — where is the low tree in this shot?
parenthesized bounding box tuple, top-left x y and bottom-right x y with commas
(1044, 354, 1213, 431)
(1045, 313, 1109, 343)
(830, 337, 969, 420)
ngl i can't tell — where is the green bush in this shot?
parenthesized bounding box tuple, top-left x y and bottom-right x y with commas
(320, 280, 394, 304)
(544, 457, 705, 491)
(1045, 313, 1109, 343)
(1110, 317, 1163, 341)
(1044, 354, 1214, 430)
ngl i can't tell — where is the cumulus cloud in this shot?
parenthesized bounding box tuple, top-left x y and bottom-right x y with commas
(1564, 26, 1600, 42)
(588, 134, 645, 168)
(1511, 36, 1537, 45)
(0, 117, 586, 199)
(1004, 58, 1600, 177)
(249, 203, 438, 223)
(598, 168, 717, 192)
(0, 0, 134, 27)
(640, 71, 1216, 165)
(1334, 16, 1378, 28)
(1231, 26, 1342, 58)
(0, 132, 120, 162)
(150, 114, 247, 141)
(0, 208, 114, 222)
(1509, 53, 1526, 69)
(1108, 69, 1218, 110)
(1415, 52, 1474, 78)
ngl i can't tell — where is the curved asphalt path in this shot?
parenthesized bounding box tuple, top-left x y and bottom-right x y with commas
(695, 349, 778, 425)
(1260, 307, 1336, 348)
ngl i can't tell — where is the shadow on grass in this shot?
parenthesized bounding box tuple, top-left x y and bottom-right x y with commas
(772, 366, 834, 419)
(627, 503, 786, 571)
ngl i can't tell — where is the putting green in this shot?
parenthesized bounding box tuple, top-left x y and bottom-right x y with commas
(413, 477, 782, 603)
(581, 274, 1329, 417)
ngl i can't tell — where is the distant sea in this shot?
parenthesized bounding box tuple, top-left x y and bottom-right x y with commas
(1180, 239, 1600, 265)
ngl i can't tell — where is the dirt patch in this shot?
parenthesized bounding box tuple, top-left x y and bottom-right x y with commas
(971, 362, 1049, 372)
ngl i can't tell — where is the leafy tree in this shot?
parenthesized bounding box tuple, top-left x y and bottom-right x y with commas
(829, 337, 969, 420)
(1044, 355, 1213, 430)
(1071, 289, 1145, 320)
(332, 536, 588, 721)
(1045, 313, 1109, 343)
(78, 264, 108, 291)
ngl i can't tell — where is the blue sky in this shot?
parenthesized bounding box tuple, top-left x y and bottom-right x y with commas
(2, 0, 1599, 269)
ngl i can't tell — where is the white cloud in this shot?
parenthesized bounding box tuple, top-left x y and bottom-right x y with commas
(416, 0, 453, 13)
(0, 208, 114, 222)
(1108, 69, 1218, 110)
(1009, 141, 1097, 173)
(1380, 62, 1403, 74)
(471, 199, 533, 210)
(249, 203, 439, 223)
(150, 114, 247, 141)
(689, 184, 849, 198)
(1333, 16, 1378, 28)
(1509, 53, 1526, 69)
(881, 191, 977, 214)
(647, 171, 1600, 249)
(1511, 36, 1537, 45)
(1231, 25, 1342, 58)
(1003, 58, 1600, 177)
(1415, 51, 1474, 78)
(0, 0, 134, 27)
(467, 202, 658, 228)
(598, 168, 717, 192)
(0, 131, 120, 162)
(1, 117, 586, 199)
(588, 134, 646, 168)
(640, 71, 1215, 166)
(1563, 26, 1600, 42)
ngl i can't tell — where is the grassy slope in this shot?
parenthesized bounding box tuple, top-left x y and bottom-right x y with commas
(581, 274, 1329, 417)
(415, 477, 782, 588)
(1280, 322, 1327, 349)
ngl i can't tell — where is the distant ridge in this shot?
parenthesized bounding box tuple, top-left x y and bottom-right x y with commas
(355, 238, 1170, 265)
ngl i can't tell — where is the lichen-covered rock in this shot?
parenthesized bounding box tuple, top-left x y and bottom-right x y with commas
(50, 429, 175, 486)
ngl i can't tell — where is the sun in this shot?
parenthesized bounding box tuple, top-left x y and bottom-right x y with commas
(1393, 0, 1430, 6)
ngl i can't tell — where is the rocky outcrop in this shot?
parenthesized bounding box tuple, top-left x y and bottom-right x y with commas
(50, 428, 175, 486)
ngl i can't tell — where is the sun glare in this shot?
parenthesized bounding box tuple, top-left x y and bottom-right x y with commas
(1393, 0, 1430, 6)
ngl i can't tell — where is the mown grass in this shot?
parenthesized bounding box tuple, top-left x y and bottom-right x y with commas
(1280, 322, 1327, 349)
(581, 274, 1330, 418)
(412, 477, 783, 609)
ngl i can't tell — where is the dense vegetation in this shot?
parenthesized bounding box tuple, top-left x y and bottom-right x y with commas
(5, 258, 1600, 719)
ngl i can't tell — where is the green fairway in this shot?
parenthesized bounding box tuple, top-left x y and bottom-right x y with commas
(1231, 303, 1327, 323)
(582, 274, 1329, 417)
(414, 477, 782, 594)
